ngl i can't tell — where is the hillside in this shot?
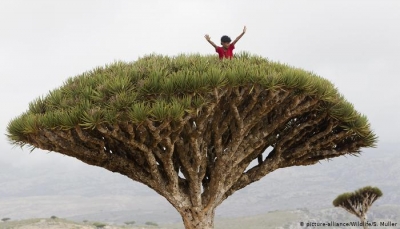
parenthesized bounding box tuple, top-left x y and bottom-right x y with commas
(0, 217, 165, 229)
(1, 205, 399, 229)
(0, 144, 398, 226)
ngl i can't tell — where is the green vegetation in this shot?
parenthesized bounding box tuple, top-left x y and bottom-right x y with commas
(145, 221, 158, 226)
(50, 215, 57, 219)
(7, 52, 377, 229)
(7, 53, 376, 146)
(1, 217, 11, 222)
(333, 186, 383, 229)
(124, 220, 135, 225)
(93, 222, 107, 228)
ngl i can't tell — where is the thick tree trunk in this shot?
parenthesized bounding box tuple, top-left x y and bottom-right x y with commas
(361, 214, 368, 229)
(179, 207, 215, 229)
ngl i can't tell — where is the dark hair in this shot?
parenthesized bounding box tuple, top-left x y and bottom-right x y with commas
(221, 35, 231, 43)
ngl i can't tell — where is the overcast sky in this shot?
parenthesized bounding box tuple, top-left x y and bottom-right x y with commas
(1, 0, 399, 167)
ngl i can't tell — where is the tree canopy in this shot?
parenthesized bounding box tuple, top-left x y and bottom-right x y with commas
(333, 186, 382, 229)
(333, 186, 383, 211)
(7, 52, 377, 229)
(7, 53, 376, 148)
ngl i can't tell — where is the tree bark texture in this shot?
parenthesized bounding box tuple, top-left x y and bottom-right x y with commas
(180, 207, 215, 229)
(23, 85, 369, 228)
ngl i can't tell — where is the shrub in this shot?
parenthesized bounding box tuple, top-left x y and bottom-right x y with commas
(93, 222, 107, 228)
(125, 220, 135, 225)
(145, 221, 158, 226)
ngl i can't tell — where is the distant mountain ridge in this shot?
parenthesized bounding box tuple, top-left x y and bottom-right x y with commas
(0, 143, 398, 224)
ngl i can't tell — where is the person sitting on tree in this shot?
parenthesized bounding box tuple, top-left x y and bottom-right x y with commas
(205, 26, 247, 59)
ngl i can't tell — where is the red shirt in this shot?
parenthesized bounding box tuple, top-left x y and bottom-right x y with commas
(216, 44, 235, 59)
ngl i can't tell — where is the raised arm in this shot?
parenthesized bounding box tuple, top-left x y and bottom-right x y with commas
(205, 34, 218, 49)
(231, 26, 247, 45)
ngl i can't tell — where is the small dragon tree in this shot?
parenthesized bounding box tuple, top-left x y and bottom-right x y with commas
(333, 186, 383, 229)
(7, 53, 377, 229)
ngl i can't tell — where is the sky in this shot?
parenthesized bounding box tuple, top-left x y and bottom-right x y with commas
(1, 1, 399, 169)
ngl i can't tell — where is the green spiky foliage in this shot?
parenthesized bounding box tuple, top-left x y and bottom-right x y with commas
(333, 186, 382, 229)
(7, 52, 377, 229)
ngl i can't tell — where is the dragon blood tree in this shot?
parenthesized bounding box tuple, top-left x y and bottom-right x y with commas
(7, 53, 377, 229)
(333, 186, 383, 229)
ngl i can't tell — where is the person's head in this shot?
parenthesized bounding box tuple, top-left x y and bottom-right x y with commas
(221, 35, 231, 49)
